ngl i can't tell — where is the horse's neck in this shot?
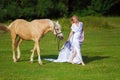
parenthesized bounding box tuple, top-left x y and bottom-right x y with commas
(43, 28, 51, 35)
(43, 21, 54, 35)
(38, 20, 54, 36)
(41, 26, 52, 35)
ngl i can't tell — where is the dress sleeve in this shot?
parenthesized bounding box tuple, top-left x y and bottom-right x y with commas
(79, 22, 83, 28)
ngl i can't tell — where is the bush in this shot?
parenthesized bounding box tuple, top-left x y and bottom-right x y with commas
(0, 0, 67, 21)
(0, 0, 119, 21)
(80, 16, 113, 30)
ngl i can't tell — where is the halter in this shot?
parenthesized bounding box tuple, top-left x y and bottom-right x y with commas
(54, 26, 62, 37)
(54, 26, 62, 51)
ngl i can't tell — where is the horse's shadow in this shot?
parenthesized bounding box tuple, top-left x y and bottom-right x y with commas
(18, 51, 110, 64)
(20, 55, 110, 64)
(42, 55, 58, 59)
(0, 50, 110, 64)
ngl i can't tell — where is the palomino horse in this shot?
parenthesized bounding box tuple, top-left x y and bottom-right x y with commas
(0, 19, 63, 65)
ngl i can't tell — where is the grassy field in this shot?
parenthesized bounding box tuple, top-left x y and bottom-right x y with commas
(0, 17, 120, 80)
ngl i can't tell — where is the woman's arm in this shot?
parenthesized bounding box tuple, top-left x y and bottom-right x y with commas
(67, 30, 74, 41)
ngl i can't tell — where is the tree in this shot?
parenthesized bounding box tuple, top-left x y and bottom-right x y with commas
(0, 0, 120, 21)
(87, 0, 120, 15)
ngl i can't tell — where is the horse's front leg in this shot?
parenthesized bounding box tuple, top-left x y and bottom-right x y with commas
(35, 40, 42, 65)
(30, 40, 42, 65)
(36, 43, 42, 65)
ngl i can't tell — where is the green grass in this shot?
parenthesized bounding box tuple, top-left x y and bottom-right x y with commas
(0, 17, 120, 80)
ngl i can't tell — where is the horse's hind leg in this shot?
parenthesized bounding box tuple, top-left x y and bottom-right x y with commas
(16, 38, 22, 61)
(11, 32, 17, 62)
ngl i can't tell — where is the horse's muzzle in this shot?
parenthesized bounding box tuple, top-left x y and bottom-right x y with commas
(58, 36, 63, 40)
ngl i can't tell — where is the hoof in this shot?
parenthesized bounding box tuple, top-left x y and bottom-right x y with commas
(16, 58, 20, 62)
(39, 62, 43, 65)
(30, 61, 33, 63)
(14, 59, 17, 63)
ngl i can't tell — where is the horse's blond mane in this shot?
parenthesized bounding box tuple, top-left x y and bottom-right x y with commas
(52, 21, 61, 29)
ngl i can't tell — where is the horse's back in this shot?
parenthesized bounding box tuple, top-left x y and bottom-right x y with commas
(10, 19, 53, 28)
(32, 19, 51, 23)
(32, 19, 54, 28)
(9, 19, 40, 40)
(8, 19, 28, 29)
(9, 19, 53, 40)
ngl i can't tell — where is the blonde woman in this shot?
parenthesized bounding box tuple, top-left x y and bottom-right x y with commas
(45, 15, 85, 65)
(67, 15, 85, 65)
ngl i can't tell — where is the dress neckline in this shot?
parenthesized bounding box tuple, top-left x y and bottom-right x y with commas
(73, 22, 80, 27)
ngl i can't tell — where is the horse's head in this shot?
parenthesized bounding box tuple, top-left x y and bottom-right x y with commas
(53, 21, 63, 40)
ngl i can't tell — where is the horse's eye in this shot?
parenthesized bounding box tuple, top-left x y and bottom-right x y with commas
(55, 28, 59, 30)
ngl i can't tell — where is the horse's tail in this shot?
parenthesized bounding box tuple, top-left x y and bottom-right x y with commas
(0, 24, 9, 33)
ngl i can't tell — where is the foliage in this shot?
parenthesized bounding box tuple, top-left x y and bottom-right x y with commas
(35, 0, 53, 18)
(0, 0, 119, 21)
(0, 0, 67, 21)
(88, 0, 119, 15)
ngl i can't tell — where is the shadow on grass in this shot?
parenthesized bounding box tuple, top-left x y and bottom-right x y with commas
(2, 49, 109, 64)
(83, 56, 110, 64)
(42, 55, 58, 59)
(42, 55, 110, 64)
(5, 55, 109, 65)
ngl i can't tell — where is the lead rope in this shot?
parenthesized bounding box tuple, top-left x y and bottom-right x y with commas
(55, 35, 61, 51)
(57, 38, 61, 51)
(54, 25, 61, 51)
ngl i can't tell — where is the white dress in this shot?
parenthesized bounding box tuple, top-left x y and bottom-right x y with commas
(45, 22, 84, 64)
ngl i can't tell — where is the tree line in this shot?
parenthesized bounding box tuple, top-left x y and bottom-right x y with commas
(0, 0, 120, 21)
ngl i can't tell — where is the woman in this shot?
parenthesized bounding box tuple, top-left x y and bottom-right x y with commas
(67, 15, 85, 65)
(45, 15, 85, 65)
